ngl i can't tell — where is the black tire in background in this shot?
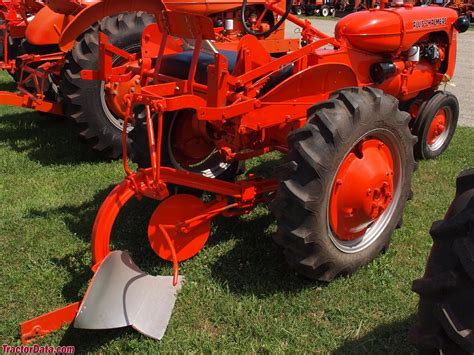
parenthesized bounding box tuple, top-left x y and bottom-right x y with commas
(410, 169, 474, 354)
(61, 12, 155, 159)
(320, 5, 331, 17)
(293, 6, 303, 15)
(270, 87, 416, 281)
(413, 91, 459, 160)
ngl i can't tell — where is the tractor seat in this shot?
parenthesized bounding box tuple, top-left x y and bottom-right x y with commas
(160, 50, 294, 95)
(160, 50, 238, 85)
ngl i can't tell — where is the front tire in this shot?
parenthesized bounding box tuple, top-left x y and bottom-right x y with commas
(413, 91, 459, 160)
(61, 12, 155, 159)
(270, 87, 416, 281)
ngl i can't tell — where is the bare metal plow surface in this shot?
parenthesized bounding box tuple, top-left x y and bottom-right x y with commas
(74, 250, 183, 340)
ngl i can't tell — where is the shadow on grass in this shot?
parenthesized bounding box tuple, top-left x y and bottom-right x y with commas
(0, 111, 104, 166)
(30, 183, 312, 299)
(0, 78, 18, 92)
(333, 315, 417, 354)
(209, 211, 318, 297)
(25, 162, 317, 349)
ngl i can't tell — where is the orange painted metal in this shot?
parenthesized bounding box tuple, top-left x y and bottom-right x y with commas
(20, 302, 80, 344)
(335, 6, 458, 53)
(0, 91, 62, 114)
(329, 139, 394, 241)
(148, 194, 212, 262)
(427, 108, 447, 145)
(24, 6, 69, 45)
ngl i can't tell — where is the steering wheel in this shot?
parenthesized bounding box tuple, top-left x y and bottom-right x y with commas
(241, 0, 292, 37)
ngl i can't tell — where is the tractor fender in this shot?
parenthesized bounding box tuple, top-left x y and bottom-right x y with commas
(58, 0, 166, 51)
(25, 6, 67, 46)
(260, 63, 359, 103)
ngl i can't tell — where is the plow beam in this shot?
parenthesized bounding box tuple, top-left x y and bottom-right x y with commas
(20, 303, 80, 344)
(0, 91, 62, 114)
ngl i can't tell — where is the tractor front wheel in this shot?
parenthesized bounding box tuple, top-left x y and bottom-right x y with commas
(61, 12, 155, 159)
(412, 91, 459, 160)
(270, 87, 416, 281)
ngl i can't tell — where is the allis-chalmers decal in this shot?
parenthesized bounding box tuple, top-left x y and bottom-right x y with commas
(413, 17, 447, 28)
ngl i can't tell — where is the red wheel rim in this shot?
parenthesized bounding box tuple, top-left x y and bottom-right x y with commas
(427, 108, 448, 148)
(329, 138, 395, 242)
(170, 111, 216, 168)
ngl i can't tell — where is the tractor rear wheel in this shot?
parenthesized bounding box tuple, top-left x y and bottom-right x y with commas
(270, 87, 416, 281)
(130, 109, 244, 181)
(410, 169, 474, 353)
(413, 91, 459, 160)
(61, 12, 155, 159)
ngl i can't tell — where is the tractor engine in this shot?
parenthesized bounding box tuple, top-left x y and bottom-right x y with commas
(336, 6, 460, 100)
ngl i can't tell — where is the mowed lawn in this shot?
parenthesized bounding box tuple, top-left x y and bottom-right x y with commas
(0, 71, 473, 353)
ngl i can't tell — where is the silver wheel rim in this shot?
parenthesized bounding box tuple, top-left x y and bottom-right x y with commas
(98, 43, 139, 134)
(100, 81, 133, 133)
(327, 129, 403, 254)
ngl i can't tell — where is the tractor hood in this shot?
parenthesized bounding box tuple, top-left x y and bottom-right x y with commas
(335, 6, 459, 53)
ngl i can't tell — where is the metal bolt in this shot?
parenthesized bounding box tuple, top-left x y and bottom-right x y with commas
(113, 90, 118, 96)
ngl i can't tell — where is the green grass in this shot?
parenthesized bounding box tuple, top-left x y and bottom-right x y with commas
(0, 71, 473, 354)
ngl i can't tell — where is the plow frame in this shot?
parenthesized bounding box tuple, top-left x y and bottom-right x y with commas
(0, 51, 64, 113)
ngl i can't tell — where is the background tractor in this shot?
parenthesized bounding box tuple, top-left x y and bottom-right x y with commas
(11, 0, 470, 344)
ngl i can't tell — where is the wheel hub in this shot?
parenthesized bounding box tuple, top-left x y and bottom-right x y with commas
(171, 111, 215, 168)
(427, 108, 447, 146)
(104, 74, 141, 119)
(329, 139, 394, 241)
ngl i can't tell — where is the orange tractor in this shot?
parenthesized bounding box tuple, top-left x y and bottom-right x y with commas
(18, 0, 469, 344)
(0, 0, 43, 74)
(0, 0, 298, 158)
